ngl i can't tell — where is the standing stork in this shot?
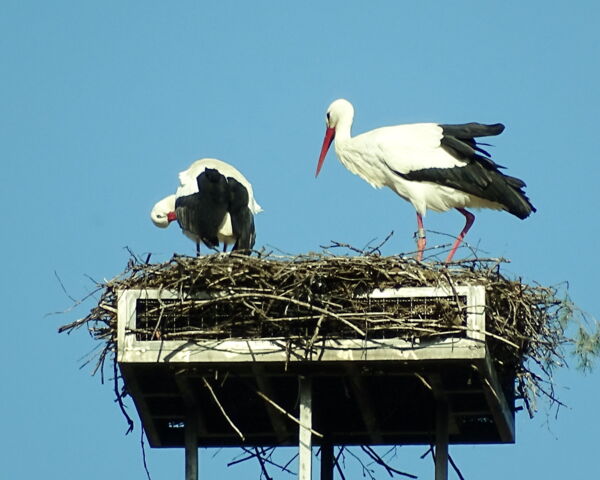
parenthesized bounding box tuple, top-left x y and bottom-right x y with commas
(151, 158, 262, 255)
(316, 98, 535, 262)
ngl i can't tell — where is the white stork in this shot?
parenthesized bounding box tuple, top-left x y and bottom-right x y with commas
(316, 98, 535, 262)
(151, 158, 262, 255)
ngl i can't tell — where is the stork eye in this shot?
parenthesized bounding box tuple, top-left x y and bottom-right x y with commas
(326, 112, 331, 121)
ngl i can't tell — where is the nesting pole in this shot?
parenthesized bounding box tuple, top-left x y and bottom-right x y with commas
(184, 409, 198, 480)
(299, 376, 313, 480)
(434, 399, 449, 479)
(114, 257, 517, 480)
(320, 443, 334, 480)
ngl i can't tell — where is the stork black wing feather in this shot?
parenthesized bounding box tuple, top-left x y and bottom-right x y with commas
(174, 168, 229, 249)
(439, 122, 507, 170)
(227, 176, 256, 252)
(440, 122, 505, 138)
(399, 163, 535, 219)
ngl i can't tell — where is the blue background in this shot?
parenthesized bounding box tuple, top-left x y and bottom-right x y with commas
(2, 2, 598, 478)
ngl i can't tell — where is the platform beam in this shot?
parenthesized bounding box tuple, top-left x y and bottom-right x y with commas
(253, 364, 289, 442)
(347, 365, 382, 444)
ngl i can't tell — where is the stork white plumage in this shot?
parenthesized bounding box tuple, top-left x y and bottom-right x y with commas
(151, 158, 262, 255)
(316, 99, 535, 262)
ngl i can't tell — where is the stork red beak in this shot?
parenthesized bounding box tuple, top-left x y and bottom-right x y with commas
(167, 211, 177, 223)
(316, 127, 335, 177)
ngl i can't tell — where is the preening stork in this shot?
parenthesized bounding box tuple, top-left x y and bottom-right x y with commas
(316, 99, 535, 262)
(151, 158, 262, 255)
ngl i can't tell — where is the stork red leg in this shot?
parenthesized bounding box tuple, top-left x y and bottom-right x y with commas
(445, 208, 475, 263)
(416, 212, 426, 261)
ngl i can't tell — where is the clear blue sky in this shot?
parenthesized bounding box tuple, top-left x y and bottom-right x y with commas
(2, 1, 599, 478)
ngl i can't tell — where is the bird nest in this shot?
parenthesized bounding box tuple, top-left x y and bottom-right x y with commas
(60, 250, 593, 419)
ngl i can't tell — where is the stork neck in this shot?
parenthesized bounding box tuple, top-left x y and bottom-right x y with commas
(333, 118, 352, 142)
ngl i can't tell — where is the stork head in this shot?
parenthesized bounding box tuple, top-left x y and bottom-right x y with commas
(316, 98, 354, 177)
(150, 194, 177, 228)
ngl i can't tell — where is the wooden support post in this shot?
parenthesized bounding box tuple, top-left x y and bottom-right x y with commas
(434, 399, 449, 480)
(320, 443, 334, 480)
(299, 376, 312, 480)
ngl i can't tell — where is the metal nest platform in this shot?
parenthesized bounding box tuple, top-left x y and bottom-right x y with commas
(60, 252, 581, 479)
(118, 285, 514, 451)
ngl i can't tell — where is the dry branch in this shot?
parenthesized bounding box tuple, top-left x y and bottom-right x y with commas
(203, 377, 245, 441)
(255, 391, 324, 438)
